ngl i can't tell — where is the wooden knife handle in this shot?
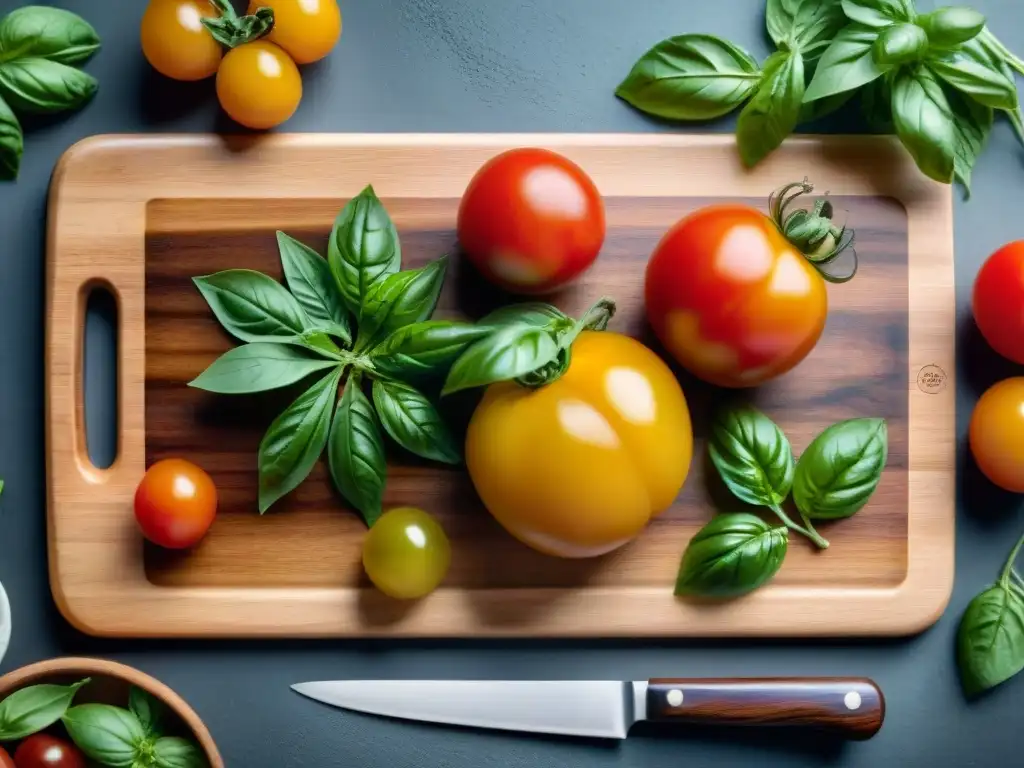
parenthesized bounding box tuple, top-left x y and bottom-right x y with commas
(646, 677, 884, 740)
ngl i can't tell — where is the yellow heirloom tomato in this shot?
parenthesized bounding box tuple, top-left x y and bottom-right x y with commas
(463, 329, 693, 559)
(249, 0, 342, 64)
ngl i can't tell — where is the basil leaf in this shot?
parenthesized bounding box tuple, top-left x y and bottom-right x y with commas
(766, 0, 802, 48)
(0, 6, 100, 65)
(328, 185, 401, 318)
(841, 0, 914, 28)
(737, 50, 805, 168)
(277, 232, 351, 345)
(928, 37, 1019, 111)
(792, 418, 887, 520)
(442, 323, 560, 396)
(129, 686, 165, 738)
(891, 65, 956, 183)
(804, 24, 885, 103)
(372, 379, 460, 465)
(189, 343, 339, 394)
(194, 269, 308, 343)
(480, 303, 572, 331)
(917, 7, 986, 49)
(616, 34, 762, 121)
(356, 256, 447, 351)
(709, 407, 795, 508)
(798, 88, 854, 124)
(873, 23, 929, 68)
(62, 704, 145, 768)
(947, 84, 993, 193)
(0, 58, 96, 114)
(675, 513, 789, 598)
(0, 678, 88, 741)
(154, 736, 208, 768)
(957, 585, 1024, 697)
(294, 329, 345, 360)
(371, 321, 491, 380)
(786, 0, 847, 59)
(328, 380, 387, 526)
(0, 92, 21, 181)
(258, 367, 341, 513)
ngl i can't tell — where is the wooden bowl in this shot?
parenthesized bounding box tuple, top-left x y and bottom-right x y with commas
(0, 657, 223, 767)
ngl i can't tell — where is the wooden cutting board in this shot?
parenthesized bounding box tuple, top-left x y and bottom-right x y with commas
(45, 133, 954, 638)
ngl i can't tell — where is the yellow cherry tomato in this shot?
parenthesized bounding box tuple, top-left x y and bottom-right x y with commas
(216, 40, 302, 129)
(362, 507, 452, 599)
(466, 332, 693, 559)
(141, 0, 223, 81)
(249, 0, 342, 64)
(970, 377, 1024, 493)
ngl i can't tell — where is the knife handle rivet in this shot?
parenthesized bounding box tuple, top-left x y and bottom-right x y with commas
(666, 689, 684, 707)
(844, 691, 862, 711)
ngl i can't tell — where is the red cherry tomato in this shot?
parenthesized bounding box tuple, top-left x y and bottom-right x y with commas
(645, 204, 829, 388)
(973, 241, 1024, 364)
(13, 735, 85, 768)
(0, 745, 14, 768)
(134, 458, 218, 549)
(457, 148, 605, 295)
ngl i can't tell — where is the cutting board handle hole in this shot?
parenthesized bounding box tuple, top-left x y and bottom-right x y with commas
(82, 284, 119, 471)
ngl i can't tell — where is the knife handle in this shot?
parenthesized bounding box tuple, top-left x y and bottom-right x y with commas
(646, 677, 884, 740)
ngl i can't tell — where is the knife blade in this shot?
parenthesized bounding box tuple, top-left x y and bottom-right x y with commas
(292, 677, 884, 741)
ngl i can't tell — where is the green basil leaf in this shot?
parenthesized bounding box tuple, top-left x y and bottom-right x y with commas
(194, 269, 308, 343)
(442, 323, 560, 396)
(0, 92, 22, 181)
(370, 321, 492, 380)
(873, 23, 929, 68)
(153, 736, 208, 768)
(957, 585, 1024, 697)
(0, 6, 100, 65)
(736, 50, 805, 168)
(372, 379, 460, 465)
(479, 303, 572, 331)
(129, 686, 165, 738)
(63, 704, 145, 768)
(841, 0, 914, 28)
(947, 84, 993, 193)
(616, 34, 762, 121)
(258, 367, 341, 513)
(189, 343, 339, 394)
(294, 329, 345, 360)
(917, 7, 986, 49)
(709, 407, 795, 508)
(928, 36, 1019, 110)
(328, 380, 387, 526)
(804, 24, 885, 103)
(356, 256, 447, 351)
(891, 65, 957, 183)
(277, 232, 351, 346)
(0, 58, 96, 114)
(798, 87, 855, 123)
(675, 513, 789, 598)
(782, 0, 847, 59)
(0, 678, 88, 741)
(792, 418, 887, 520)
(766, 0, 801, 48)
(328, 185, 401, 319)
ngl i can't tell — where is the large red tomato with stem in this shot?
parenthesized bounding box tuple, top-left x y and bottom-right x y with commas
(973, 241, 1024, 364)
(645, 181, 857, 388)
(457, 148, 605, 295)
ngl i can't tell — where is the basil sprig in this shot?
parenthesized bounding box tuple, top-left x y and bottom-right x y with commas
(0, 678, 88, 741)
(192, 187, 479, 525)
(0, 6, 100, 180)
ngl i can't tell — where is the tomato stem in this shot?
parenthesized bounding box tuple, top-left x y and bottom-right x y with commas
(201, 2, 275, 49)
(770, 503, 830, 550)
(515, 296, 617, 389)
(769, 179, 857, 284)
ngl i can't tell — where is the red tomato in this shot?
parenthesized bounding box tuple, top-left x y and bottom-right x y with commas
(13, 735, 85, 768)
(457, 148, 605, 295)
(645, 204, 829, 388)
(973, 242, 1024, 364)
(970, 378, 1024, 493)
(0, 746, 14, 768)
(134, 458, 218, 549)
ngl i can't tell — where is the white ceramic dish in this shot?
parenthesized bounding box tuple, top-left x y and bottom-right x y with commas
(0, 581, 10, 667)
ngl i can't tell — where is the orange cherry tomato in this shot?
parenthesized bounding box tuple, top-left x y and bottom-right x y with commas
(249, 0, 342, 64)
(216, 40, 302, 129)
(970, 378, 1024, 493)
(645, 204, 828, 388)
(973, 242, 1024, 364)
(457, 148, 606, 295)
(141, 0, 223, 82)
(134, 458, 218, 549)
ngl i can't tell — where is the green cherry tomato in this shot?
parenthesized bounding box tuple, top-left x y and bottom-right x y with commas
(362, 507, 451, 599)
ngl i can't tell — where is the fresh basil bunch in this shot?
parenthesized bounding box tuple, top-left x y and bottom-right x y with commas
(0, 5, 100, 180)
(192, 186, 487, 526)
(675, 407, 888, 598)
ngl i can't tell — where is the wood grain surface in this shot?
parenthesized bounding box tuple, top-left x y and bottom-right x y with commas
(45, 133, 955, 638)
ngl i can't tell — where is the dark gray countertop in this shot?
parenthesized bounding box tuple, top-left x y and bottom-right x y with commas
(1, 0, 1022, 765)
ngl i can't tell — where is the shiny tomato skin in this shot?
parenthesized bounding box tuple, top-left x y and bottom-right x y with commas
(134, 458, 218, 549)
(970, 378, 1024, 493)
(457, 148, 605, 295)
(249, 0, 342, 64)
(13, 734, 86, 768)
(141, 0, 223, 82)
(973, 242, 1024, 364)
(216, 41, 302, 130)
(645, 204, 828, 388)
(0, 746, 13, 768)
(362, 507, 451, 599)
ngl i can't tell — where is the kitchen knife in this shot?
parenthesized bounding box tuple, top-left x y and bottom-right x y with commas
(292, 677, 884, 740)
